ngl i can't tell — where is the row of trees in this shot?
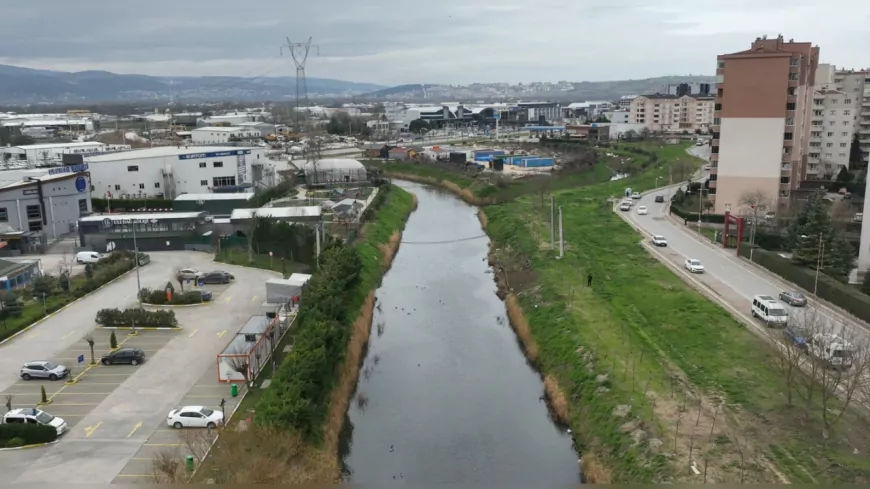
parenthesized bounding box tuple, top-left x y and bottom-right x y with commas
(325, 112, 373, 137)
(785, 189, 856, 281)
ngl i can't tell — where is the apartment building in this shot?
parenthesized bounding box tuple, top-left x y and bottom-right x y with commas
(710, 35, 819, 215)
(832, 69, 870, 168)
(628, 94, 714, 133)
(807, 65, 864, 177)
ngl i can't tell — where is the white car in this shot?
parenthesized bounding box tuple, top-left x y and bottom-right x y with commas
(167, 406, 224, 429)
(631, 192, 641, 199)
(3, 408, 68, 436)
(652, 235, 668, 247)
(619, 203, 631, 211)
(637, 206, 648, 215)
(685, 259, 705, 273)
(177, 268, 201, 280)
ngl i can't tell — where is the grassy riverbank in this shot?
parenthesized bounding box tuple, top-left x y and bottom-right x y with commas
(182, 184, 417, 484)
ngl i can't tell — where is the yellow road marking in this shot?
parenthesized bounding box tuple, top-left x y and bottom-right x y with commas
(251, 295, 258, 302)
(216, 330, 227, 339)
(46, 334, 137, 402)
(188, 328, 198, 338)
(128, 421, 143, 438)
(84, 421, 102, 437)
(82, 373, 133, 377)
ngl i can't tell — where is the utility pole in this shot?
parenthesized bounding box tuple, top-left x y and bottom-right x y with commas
(281, 37, 319, 134)
(550, 195, 555, 250)
(558, 206, 564, 258)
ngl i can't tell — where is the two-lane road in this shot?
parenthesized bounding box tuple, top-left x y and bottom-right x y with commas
(620, 186, 869, 344)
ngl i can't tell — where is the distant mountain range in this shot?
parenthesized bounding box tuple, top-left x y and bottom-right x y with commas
(0, 64, 387, 104)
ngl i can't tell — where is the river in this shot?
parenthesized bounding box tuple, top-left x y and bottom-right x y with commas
(341, 181, 580, 486)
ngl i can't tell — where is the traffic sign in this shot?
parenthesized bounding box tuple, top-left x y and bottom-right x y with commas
(77, 354, 85, 365)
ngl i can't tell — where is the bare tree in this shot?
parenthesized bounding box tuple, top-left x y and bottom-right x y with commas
(245, 212, 259, 264)
(177, 428, 215, 462)
(671, 157, 695, 182)
(816, 322, 869, 435)
(4, 394, 11, 413)
(85, 334, 96, 365)
(151, 448, 184, 484)
(767, 323, 804, 407)
(55, 253, 73, 277)
(739, 190, 772, 245)
(226, 352, 252, 388)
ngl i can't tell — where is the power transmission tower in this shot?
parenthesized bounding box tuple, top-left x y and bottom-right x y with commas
(281, 37, 319, 133)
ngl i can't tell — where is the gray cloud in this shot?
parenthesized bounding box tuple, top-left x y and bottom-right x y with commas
(0, 0, 868, 85)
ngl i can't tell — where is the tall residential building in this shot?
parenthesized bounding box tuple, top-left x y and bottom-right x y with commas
(628, 94, 714, 133)
(833, 69, 870, 168)
(808, 65, 864, 177)
(710, 35, 819, 215)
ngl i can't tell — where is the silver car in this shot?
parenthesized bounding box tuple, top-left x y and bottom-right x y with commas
(21, 361, 70, 381)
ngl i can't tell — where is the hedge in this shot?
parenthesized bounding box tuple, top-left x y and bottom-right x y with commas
(739, 244, 870, 322)
(138, 288, 204, 305)
(669, 205, 727, 224)
(95, 308, 179, 328)
(0, 423, 58, 447)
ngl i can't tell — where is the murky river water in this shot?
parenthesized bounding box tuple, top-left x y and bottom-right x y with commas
(341, 181, 580, 486)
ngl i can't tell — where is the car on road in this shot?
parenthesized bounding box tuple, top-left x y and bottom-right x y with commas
(199, 271, 234, 284)
(619, 202, 631, 212)
(178, 268, 201, 280)
(101, 347, 146, 366)
(76, 251, 103, 264)
(2, 408, 68, 436)
(751, 295, 789, 328)
(167, 406, 224, 429)
(20, 361, 70, 381)
(684, 259, 705, 273)
(652, 235, 668, 247)
(637, 206, 648, 215)
(784, 323, 811, 350)
(654, 195, 665, 203)
(631, 192, 641, 199)
(779, 291, 807, 307)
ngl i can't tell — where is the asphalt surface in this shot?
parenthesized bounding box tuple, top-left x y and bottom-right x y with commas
(0, 251, 280, 484)
(618, 147, 869, 346)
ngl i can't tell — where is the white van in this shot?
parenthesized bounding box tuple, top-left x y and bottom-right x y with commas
(75, 251, 103, 264)
(2, 408, 68, 436)
(751, 295, 788, 327)
(808, 333, 855, 369)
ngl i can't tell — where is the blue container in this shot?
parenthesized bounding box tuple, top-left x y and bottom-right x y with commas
(522, 157, 555, 168)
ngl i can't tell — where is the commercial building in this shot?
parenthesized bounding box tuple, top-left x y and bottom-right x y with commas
(302, 159, 368, 186)
(77, 211, 208, 252)
(84, 146, 267, 199)
(565, 124, 611, 142)
(229, 206, 322, 227)
(830, 68, 869, 168)
(710, 35, 819, 214)
(0, 259, 41, 290)
(172, 193, 254, 216)
(190, 127, 262, 144)
(0, 171, 92, 241)
(662, 82, 713, 97)
(629, 94, 715, 133)
(1, 142, 109, 164)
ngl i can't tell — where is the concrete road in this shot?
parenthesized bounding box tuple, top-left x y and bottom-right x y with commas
(0, 251, 279, 484)
(618, 166, 869, 346)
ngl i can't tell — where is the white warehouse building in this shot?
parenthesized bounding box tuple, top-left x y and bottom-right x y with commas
(84, 146, 267, 200)
(190, 126, 262, 144)
(1, 142, 112, 163)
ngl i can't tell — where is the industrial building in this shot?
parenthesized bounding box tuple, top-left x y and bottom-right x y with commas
(190, 127, 262, 144)
(172, 192, 254, 216)
(77, 211, 208, 252)
(0, 171, 93, 242)
(229, 206, 322, 226)
(84, 146, 268, 199)
(0, 142, 125, 164)
(302, 159, 368, 186)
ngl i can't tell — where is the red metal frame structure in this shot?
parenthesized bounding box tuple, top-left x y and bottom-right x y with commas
(723, 211, 745, 255)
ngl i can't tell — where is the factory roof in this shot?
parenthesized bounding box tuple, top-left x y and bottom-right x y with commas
(174, 193, 254, 202)
(79, 212, 206, 223)
(1, 119, 91, 127)
(192, 126, 249, 133)
(0, 172, 86, 190)
(6, 142, 104, 151)
(85, 146, 255, 162)
(230, 206, 322, 220)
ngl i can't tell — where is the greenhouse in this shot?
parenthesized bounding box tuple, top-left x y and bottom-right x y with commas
(303, 159, 368, 186)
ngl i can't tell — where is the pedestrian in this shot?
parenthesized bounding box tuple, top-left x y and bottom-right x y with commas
(683, 218, 688, 226)
(587, 274, 593, 287)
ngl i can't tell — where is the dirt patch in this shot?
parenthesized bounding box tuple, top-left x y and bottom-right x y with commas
(543, 374, 569, 424)
(582, 452, 613, 484)
(505, 293, 539, 363)
(477, 209, 489, 230)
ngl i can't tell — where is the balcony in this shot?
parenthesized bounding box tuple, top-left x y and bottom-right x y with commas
(781, 164, 792, 172)
(708, 180, 717, 189)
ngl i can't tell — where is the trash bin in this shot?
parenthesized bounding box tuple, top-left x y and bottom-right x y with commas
(231, 384, 238, 397)
(186, 455, 195, 472)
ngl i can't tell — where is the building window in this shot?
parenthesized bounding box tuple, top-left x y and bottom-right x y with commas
(138, 183, 144, 189)
(846, 99, 852, 104)
(781, 176, 790, 184)
(213, 176, 236, 188)
(788, 87, 796, 96)
(717, 61, 725, 69)
(200, 180, 208, 186)
(127, 165, 139, 172)
(841, 143, 848, 148)
(78, 199, 88, 215)
(155, 182, 161, 188)
(26, 204, 42, 232)
(114, 184, 121, 190)
(830, 110, 836, 115)
(786, 103, 796, 111)
(199, 162, 206, 168)
(786, 118, 794, 126)
(828, 132, 834, 137)
(788, 73, 798, 81)
(790, 58, 799, 66)
(826, 143, 833, 148)
(0, 207, 7, 222)
(213, 161, 224, 168)
(784, 132, 793, 140)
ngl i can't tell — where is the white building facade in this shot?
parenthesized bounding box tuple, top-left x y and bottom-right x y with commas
(629, 94, 715, 133)
(190, 127, 262, 144)
(84, 146, 267, 199)
(1, 142, 111, 163)
(0, 171, 92, 240)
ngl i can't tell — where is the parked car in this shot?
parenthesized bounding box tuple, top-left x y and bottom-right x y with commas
(166, 406, 224, 429)
(199, 271, 234, 284)
(101, 348, 146, 366)
(20, 361, 69, 381)
(178, 268, 200, 280)
(76, 251, 102, 264)
(779, 291, 807, 307)
(190, 289, 213, 302)
(2, 408, 68, 436)
(631, 192, 641, 199)
(784, 324, 811, 350)
(654, 195, 665, 203)
(619, 202, 631, 212)
(637, 206, 648, 215)
(137, 253, 151, 266)
(684, 259, 705, 273)
(651, 235, 668, 247)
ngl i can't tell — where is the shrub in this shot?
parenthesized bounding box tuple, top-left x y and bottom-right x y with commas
(139, 288, 204, 305)
(668, 204, 726, 224)
(0, 423, 58, 446)
(95, 308, 178, 328)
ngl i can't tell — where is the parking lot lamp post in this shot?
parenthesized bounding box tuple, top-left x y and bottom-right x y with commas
(697, 188, 708, 235)
(800, 233, 825, 297)
(132, 219, 159, 308)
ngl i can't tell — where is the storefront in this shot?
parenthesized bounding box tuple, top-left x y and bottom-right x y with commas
(78, 212, 207, 252)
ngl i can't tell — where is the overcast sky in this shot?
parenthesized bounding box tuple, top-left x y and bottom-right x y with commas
(0, 0, 868, 86)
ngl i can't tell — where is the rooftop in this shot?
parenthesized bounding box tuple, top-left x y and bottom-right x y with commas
(221, 315, 274, 355)
(230, 206, 322, 220)
(79, 212, 206, 223)
(0, 172, 85, 191)
(85, 146, 255, 162)
(174, 193, 254, 202)
(192, 126, 249, 133)
(6, 142, 105, 151)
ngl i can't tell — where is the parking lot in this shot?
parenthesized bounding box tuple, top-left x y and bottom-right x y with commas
(0, 251, 279, 484)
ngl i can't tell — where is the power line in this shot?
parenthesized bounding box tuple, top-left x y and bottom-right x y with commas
(400, 235, 488, 245)
(282, 37, 319, 132)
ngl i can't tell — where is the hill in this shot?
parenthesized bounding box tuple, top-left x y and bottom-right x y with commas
(0, 64, 387, 104)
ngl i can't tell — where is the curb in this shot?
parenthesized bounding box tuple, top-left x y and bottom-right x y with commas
(0, 267, 137, 347)
(0, 439, 59, 452)
(141, 302, 210, 308)
(98, 326, 184, 331)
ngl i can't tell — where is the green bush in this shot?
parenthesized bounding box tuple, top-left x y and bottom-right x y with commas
(668, 204, 726, 224)
(95, 308, 178, 328)
(138, 288, 203, 305)
(0, 423, 58, 446)
(740, 244, 870, 322)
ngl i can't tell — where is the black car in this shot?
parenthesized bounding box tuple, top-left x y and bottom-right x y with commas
(101, 348, 146, 366)
(654, 195, 665, 203)
(199, 271, 234, 284)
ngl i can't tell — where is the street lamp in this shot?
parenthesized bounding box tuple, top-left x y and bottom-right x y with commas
(132, 218, 159, 308)
(697, 188, 709, 235)
(801, 233, 825, 297)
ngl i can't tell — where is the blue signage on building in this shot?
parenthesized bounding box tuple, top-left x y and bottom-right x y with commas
(75, 176, 87, 193)
(48, 163, 89, 175)
(178, 150, 251, 160)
